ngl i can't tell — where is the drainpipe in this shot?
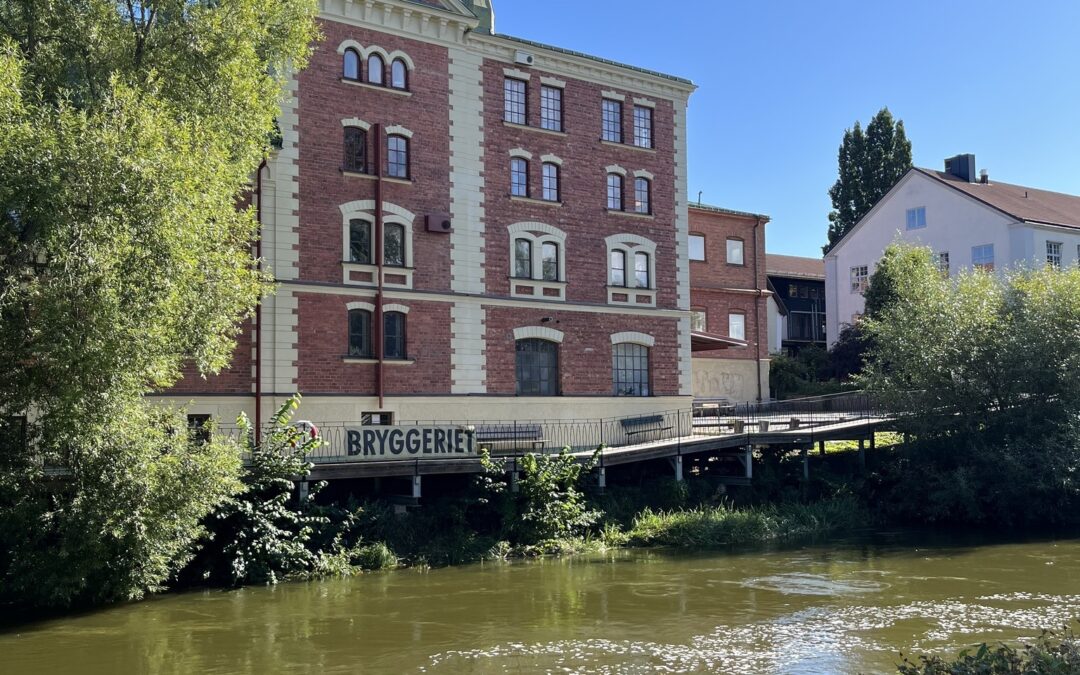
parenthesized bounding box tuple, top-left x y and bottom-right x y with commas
(374, 124, 385, 408)
(254, 159, 267, 437)
(753, 217, 764, 402)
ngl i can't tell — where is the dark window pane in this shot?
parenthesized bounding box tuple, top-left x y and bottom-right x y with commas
(514, 238, 532, 278)
(542, 163, 559, 201)
(613, 343, 649, 396)
(635, 252, 649, 288)
(634, 177, 650, 214)
(384, 312, 406, 359)
(384, 223, 405, 267)
(504, 78, 526, 124)
(349, 309, 372, 357)
(540, 86, 562, 131)
(344, 127, 367, 173)
(510, 158, 528, 196)
(607, 174, 623, 210)
(349, 219, 371, 264)
(542, 242, 558, 281)
(343, 49, 360, 80)
(611, 250, 626, 287)
(602, 98, 622, 142)
(516, 339, 559, 396)
(633, 105, 653, 148)
(367, 54, 384, 84)
(391, 59, 407, 89)
(387, 135, 408, 178)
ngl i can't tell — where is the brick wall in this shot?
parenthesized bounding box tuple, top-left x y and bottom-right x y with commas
(169, 321, 253, 394)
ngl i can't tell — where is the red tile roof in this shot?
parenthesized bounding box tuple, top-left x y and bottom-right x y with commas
(765, 254, 825, 279)
(917, 168, 1080, 230)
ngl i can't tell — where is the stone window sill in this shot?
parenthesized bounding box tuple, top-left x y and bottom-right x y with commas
(502, 121, 568, 138)
(606, 209, 654, 220)
(341, 357, 416, 365)
(340, 78, 412, 97)
(510, 195, 562, 207)
(341, 170, 413, 186)
(600, 139, 656, 153)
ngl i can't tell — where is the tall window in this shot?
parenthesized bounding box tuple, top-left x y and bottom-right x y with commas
(607, 173, 623, 210)
(504, 78, 526, 125)
(612, 343, 649, 396)
(633, 105, 653, 148)
(367, 54, 384, 85)
(510, 158, 529, 197)
(634, 252, 650, 288)
(1047, 241, 1063, 268)
(728, 313, 746, 341)
(384, 223, 405, 267)
(634, 177, 651, 214)
(387, 135, 408, 178)
(602, 98, 622, 142)
(689, 234, 705, 261)
(850, 265, 869, 292)
(514, 238, 532, 278)
(726, 238, 745, 265)
(542, 162, 559, 202)
(611, 250, 626, 286)
(516, 339, 559, 396)
(540, 86, 563, 131)
(349, 309, 372, 357)
(972, 244, 994, 272)
(391, 59, 408, 90)
(384, 312, 406, 359)
(349, 219, 372, 264)
(906, 206, 927, 230)
(691, 309, 707, 332)
(344, 127, 367, 173)
(934, 251, 950, 277)
(343, 49, 360, 80)
(541, 242, 559, 281)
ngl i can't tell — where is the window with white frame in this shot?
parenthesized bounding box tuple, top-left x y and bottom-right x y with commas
(632, 105, 653, 148)
(972, 244, 994, 272)
(726, 238, 744, 265)
(934, 251, 950, 277)
(850, 265, 869, 293)
(1047, 241, 1063, 268)
(728, 313, 746, 341)
(507, 222, 567, 296)
(504, 78, 526, 125)
(689, 234, 705, 261)
(540, 85, 563, 132)
(605, 234, 657, 305)
(339, 200, 415, 288)
(906, 206, 927, 230)
(691, 309, 707, 332)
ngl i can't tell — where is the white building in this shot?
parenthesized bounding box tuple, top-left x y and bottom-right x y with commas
(825, 154, 1080, 346)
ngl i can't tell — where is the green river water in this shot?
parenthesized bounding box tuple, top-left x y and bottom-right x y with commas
(2, 532, 1079, 674)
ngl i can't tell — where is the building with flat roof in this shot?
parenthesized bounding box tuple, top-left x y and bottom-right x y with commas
(766, 254, 826, 355)
(154, 0, 700, 428)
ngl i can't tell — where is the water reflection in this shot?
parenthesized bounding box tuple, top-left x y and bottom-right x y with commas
(1, 534, 1078, 674)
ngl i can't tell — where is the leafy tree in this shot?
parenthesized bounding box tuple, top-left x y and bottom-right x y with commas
(823, 108, 912, 254)
(0, 0, 317, 607)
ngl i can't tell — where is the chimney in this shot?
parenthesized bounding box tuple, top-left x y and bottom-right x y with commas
(944, 154, 976, 182)
(979, 169, 989, 184)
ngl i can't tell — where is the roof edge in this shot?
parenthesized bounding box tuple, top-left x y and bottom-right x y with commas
(689, 202, 770, 222)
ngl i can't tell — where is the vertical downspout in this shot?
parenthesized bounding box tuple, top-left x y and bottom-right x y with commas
(753, 217, 763, 402)
(374, 124, 385, 408)
(254, 159, 267, 437)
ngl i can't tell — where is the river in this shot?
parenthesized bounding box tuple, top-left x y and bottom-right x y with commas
(2, 532, 1078, 674)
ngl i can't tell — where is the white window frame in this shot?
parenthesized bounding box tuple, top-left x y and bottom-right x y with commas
(689, 234, 706, 261)
(605, 233, 657, 307)
(850, 265, 869, 293)
(933, 251, 950, 277)
(690, 309, 707, 332)
(1047, 240, 1063, 268)
(726, 238, 745, 266)
(906, 206, 927, 230)
(507, 222, 567, 301)
(339, 200, 415, 289)
(728, 312, 746, 341)
(972, 244, 994, 272)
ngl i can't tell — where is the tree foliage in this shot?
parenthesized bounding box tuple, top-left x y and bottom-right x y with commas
(824, 108, 912, 254)
(0, 0, 318, 607)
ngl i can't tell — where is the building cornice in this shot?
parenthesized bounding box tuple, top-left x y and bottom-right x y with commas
(318, 0, 478, 46)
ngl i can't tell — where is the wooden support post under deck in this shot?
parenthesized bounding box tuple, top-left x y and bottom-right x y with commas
(510, 471, 519, 493)
(870, 433, 876, 451)
(597, 466, 606, 491)
(744, 445, 753, 480)
(673, 456, 683, 482)
(802, 447, 809, 481)
(411, 475, 422, 500)
(298, 481, 309, 502)
(818, 440, 826, 456)
(858, 438, 866, 471)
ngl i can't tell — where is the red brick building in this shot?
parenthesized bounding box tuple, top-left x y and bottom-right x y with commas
(688, 205, 771, 402)
(157, 0, 700, 426)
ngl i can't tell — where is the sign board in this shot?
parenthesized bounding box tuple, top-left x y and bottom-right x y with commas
(343, 426, 476, 461)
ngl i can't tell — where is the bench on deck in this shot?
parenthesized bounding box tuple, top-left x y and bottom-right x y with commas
(619, 414, 673, 439)
(473, 424, 546, 452)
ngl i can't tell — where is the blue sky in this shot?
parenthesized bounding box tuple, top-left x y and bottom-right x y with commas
(492, 1, 1080, 258)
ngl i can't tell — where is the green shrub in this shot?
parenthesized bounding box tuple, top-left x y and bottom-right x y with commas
(353, 543, 398, 571)
(897, 625, 1080, 674)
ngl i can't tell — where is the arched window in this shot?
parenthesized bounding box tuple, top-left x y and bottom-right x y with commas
(610, 250, 627, 287)
(510, 158, 528, 197)
(634, 252, 650, 288)
(367, 54, 384, 85)
(541, 242, 559, 281)
(612, 343, 649, 396)
(348, 309, 372, 357)
(349, 219, 372, 264)
(343, 49, 360, 80)
(514, 238, 532, 278)
(384, 311, 407, 359)
(634, 177, 651, 214)
(542, 162, 559, 202)
(516, 339, 559, 396)
(391, 59, 408, 90)
(606, 174, 623, 211)
(387, 135, 408, 178)
(344, 127, 367, 173)
(384, 222, 405, 267)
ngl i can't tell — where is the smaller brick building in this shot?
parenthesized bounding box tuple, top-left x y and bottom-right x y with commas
(688, 204, 770, 402)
